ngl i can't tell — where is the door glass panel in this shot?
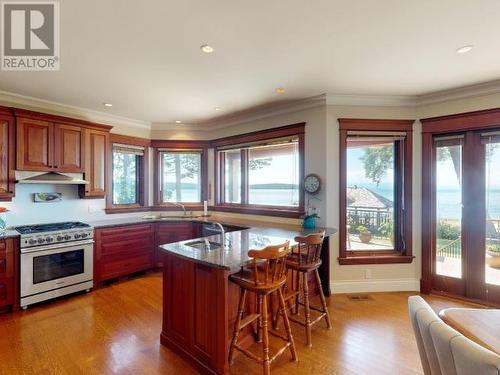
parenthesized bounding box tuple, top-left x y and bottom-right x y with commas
(435, 140, 462, 278)
(33, 250, 84, 284)
(484, 140, 500, 286)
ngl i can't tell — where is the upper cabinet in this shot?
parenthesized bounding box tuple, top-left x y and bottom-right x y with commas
(79, 128, 109, 198)
(16, 118, 53, 171)
(12, 109, 112, 199)
(54, 123, 84, 172)
(0, 109, 15, 201)
(16, 118, 84, 172)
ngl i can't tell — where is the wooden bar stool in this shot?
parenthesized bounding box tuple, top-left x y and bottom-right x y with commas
(278, 232, 331, 347)
(229, 241, 298, 375)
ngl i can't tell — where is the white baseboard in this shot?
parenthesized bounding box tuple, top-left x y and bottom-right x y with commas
(330, 278, 420, 294)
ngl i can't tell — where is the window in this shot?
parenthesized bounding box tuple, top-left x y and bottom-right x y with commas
(214, 123, 305, 217)
(152, 140, 208, 207)
(112, 147, 140, 205)
(107, 135, 149, 212)
(160, 151, 202, 203)
(339, 119, 413, 265)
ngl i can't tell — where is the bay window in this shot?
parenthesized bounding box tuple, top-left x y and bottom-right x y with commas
(107, 135, 149, 212)
(152, 140, 209, 207)
(213, 123, 305, 217)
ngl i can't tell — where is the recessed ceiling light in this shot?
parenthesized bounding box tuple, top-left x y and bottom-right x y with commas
(214, 107, 221, 111)
(103, 103, 113, 107)
(175, 120, 182, 124)
(275, 87, 285, 94)
(200, 44, 214, 53)
(456, 45, 473, 54)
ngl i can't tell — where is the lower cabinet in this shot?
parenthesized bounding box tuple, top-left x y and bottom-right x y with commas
(94, 222, 203, 283)
(94, 224, 156, 284)
(0, 238, 19, 312)
(155, 222, 201, 266)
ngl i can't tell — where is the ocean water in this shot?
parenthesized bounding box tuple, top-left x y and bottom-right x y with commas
(168, 189, 299, 206)
(358, 182, 500, 220)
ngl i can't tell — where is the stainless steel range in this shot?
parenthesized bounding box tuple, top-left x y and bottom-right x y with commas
(15, 221, 94, 309)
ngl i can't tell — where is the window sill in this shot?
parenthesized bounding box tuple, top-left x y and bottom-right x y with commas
(105, 204, 204, 214)
(105, 206, 149, 214)
(211, 204, 304, 218)
(338, 255, 415, 265)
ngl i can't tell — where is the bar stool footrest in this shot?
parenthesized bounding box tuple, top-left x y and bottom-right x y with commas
(239, 313, 260, 330)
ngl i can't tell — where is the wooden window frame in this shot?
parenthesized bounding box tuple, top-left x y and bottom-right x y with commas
(338, 119, 414, 265)
(105, 134, 150, 213)
(212, 123, 305, 218)
(151, 140, 209, 210)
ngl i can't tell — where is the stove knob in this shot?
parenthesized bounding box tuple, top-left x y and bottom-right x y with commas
(64, 235, 71, 240)
(57, 236, 63, 241)
(81, 233, 88, 238)
(74, 233, 81, 239)
(37, 238, 45, 244)
(45, 237, 53, 243)
(28, 239, 37, 245)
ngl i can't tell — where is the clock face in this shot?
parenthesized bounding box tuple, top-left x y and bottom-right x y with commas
(304, 174, 321, 194)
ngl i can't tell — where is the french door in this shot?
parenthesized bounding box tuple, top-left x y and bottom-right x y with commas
(426, 130, 500, 304)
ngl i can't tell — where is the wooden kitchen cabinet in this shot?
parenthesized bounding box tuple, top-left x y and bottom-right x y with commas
(79, 129, 108, 198)
(0, 109, 15, 201)
(16, 117, 53, 171)
(155, 222, 201, 266)
(53, 123, 84, 172)
(17, 118, 84, 172)
(94, 224, 155, 284)
(0, 238, 19, 313)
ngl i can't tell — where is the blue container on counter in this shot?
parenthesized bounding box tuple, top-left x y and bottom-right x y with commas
(303, 215, 316, 229)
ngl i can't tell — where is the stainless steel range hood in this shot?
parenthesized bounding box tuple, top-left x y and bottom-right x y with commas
(15, 171, 89, 185)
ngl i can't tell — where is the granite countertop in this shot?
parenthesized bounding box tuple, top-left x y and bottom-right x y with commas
(159, 225, 336, 272)
(0, 229, 21, 239)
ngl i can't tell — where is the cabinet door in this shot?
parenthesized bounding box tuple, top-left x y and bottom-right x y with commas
(16, 118, 53, 171)
(80, 129, 108, 198)
(53, 123, 84, 172)
(0, 115, 15, 200)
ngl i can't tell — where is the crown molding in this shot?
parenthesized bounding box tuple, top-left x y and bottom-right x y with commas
(415, 79, 500, 106)
(326, 93, 416, 107)
(191, 94, 327, 130)
(0, 90, 151, 129)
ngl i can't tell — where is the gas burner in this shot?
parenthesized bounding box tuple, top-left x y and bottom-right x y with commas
(14, 221, 90, 235)
(15, 222, 93, 249)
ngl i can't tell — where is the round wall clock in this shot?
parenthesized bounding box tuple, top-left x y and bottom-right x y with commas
(304, 173, 321, 194)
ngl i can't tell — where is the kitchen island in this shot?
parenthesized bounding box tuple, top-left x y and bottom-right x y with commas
(158, 225, 336, 375)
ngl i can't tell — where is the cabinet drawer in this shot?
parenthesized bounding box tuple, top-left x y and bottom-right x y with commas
(99, 236, 154, 259)
(157, 223, 195, 244)
(96, 224, 154, 242)
(0, 278, 13, 307)
(99, 253, 154, 281)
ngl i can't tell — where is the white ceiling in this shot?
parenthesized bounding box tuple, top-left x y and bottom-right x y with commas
(1, 0, 500, 124)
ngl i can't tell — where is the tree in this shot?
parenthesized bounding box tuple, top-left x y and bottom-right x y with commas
(360, 145, 393, 186)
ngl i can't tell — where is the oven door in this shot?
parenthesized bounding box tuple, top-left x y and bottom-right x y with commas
(20, 240, 94, 298)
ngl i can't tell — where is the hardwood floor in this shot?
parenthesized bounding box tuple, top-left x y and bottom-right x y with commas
(0, 272, 479, 375)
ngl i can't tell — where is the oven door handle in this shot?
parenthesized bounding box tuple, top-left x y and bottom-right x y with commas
(21, 239, 95, 254)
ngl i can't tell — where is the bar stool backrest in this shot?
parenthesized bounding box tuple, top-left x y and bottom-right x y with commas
(293, 232, 326, 266)
(247, 241, 290, 286)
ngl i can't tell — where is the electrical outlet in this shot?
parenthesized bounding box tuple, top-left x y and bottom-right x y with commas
(365, 269, 372, 279)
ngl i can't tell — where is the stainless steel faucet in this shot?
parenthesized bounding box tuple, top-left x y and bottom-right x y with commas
(168, 202, 187, 216)
(213, 222, 225, 248)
